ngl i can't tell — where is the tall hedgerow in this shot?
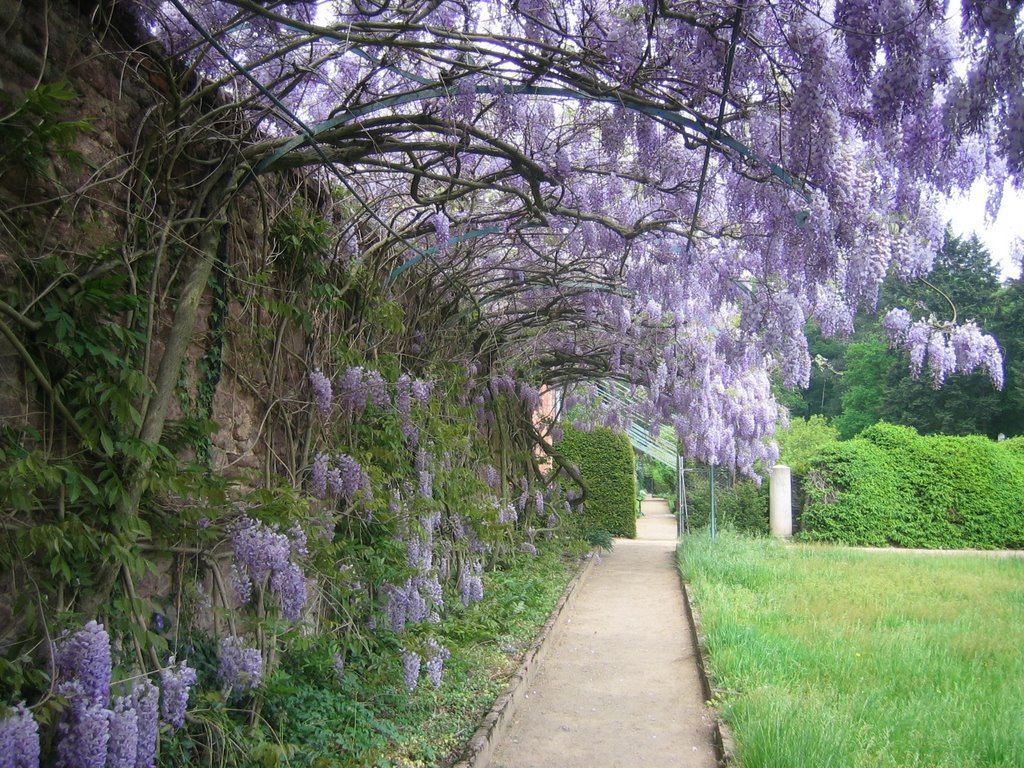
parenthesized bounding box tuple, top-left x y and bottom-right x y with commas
(558, 427, 637, 539)
(802, 423, 1024, 548)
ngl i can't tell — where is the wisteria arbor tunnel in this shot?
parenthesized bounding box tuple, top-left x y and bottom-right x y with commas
(0, 0, 1020, 764)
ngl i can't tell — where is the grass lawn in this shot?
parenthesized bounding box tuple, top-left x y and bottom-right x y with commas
(678, 532, 1024, 768)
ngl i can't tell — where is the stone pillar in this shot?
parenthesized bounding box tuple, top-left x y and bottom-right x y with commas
(769, 464, 793, 538)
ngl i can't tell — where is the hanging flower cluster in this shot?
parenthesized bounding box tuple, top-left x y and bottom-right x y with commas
(230, 516, 310, 620)
(4, 621, 188, 768)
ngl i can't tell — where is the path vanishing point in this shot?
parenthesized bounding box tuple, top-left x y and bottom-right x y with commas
(486, 513, 718, 768)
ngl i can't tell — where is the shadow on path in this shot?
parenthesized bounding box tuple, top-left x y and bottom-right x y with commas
(487, 514, 717, 768)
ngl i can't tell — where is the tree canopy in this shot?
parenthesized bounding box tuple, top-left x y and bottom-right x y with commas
(124, 0, 1021, 472)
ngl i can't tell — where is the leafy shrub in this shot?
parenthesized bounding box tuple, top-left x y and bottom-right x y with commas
(776, 415, 840, 476)
(685, 474, 769, 535)
(802, 422, 1024, 548)
(558, 426, 637, 538)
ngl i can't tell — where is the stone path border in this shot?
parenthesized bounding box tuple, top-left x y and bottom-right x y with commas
(677, 575, 737, 766)
(452, 551, 600, 768)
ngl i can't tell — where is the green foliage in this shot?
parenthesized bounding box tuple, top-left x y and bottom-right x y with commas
(254, 542, 579, 768)
(833, 339, 893, 439)
(582, 529, 615, 551)
(0, 81, 91, 177)
(637, 454, 677, 512)
(558, 426, 637, 538)
(775, 415, 839, 476)
(802, 422, 1024, 548)
(684, 471, 769, 535)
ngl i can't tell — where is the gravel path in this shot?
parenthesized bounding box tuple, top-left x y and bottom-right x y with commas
(487, 514, 718, 768)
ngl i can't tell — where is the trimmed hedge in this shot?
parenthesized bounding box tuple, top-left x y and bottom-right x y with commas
(559, 426, 637, 538)
(802, 422, 1024, 548)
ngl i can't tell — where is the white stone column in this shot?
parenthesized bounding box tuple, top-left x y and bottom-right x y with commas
(769, 464, 793, 538)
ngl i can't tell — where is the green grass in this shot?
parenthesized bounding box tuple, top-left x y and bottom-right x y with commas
(678, 532, 1024, 768)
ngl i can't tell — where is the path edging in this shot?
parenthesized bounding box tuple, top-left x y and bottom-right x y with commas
(452, 550, 599, 768)
(678, 568, 738, 767)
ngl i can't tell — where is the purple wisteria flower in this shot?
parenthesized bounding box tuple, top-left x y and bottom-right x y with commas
(432, 212, 450, 253)
(230, 515, 309, 618)
(470, 562, 485, 603)
(497, 501, 517, 525)
(333, 653, 345, 684)
(270, 562, 308, 620)
(418, 470, 433, 500)
(425, 640, 451, 689)
(55, 682, 109, 768)
(458, 561, 485, 606)
(54, 621, 112, 707)
(401, 650, 420, 692)
(231, 516, 291, 584)
(519, 542, 539, 556)
(365, 369, 390, 408)
(219, 636, 263, 692)
(309, 369, 332, 416)
(483, 464, 499, 488)
(411, 378, 431, 405)
(310, 452, 329, 499)
(106, 696, 138, 768)
(337, 366, 368, 414)
(0, 702, 39, 768)
(132, 679, 159, 768)
(336, 454, 371, 500)
(158, 658, 197, 730)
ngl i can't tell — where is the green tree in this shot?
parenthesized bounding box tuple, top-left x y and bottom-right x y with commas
(879, 231, 1004, 436)
(834, 339, 897, 439)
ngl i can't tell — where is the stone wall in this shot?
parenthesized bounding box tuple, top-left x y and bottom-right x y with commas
(0, 0, 311, 480)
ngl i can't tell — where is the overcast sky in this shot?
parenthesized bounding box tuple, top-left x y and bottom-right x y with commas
(944, 181, 1023, 281)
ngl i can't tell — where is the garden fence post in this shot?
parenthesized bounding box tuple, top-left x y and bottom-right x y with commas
(770, 464, 793, 538)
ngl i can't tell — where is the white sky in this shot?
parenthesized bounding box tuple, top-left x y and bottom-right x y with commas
(944, 182, 1024, 281)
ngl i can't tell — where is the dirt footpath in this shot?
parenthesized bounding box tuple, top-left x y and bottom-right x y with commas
(487, 514, 718, 768)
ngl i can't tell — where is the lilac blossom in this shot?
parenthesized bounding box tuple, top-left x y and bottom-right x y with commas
(0, 702, 39, 768)
(54, 621, 112, 708)
(219, 636, 263, 692)
(158, 658, 197, 730)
